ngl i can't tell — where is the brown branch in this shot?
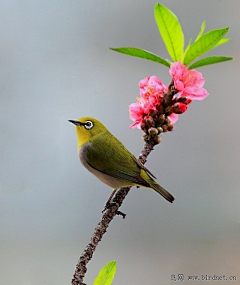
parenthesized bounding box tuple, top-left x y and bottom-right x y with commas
(71, 140, 156, 285)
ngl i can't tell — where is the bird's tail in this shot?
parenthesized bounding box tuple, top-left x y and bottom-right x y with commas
(140, 170, 175, 203)
(151, 181, 175, 203)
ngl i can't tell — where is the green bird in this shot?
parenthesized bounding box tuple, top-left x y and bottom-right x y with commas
(69, 117, 174, 203)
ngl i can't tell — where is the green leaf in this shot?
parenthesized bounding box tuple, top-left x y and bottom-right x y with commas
(195, 21, 206, 42)
(182, 38, 192, 61)
(183, 27, 229, 66)
(94, 260, 117, 285)
(189, 56, 233, 69)
(165, 58, 172, 66)
(215, 38, 231, 48)
(109, 47, 170, 67)
(154, 3, 184, 62)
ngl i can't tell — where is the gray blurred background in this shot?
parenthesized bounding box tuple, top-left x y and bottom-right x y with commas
(0, 0, 239, 284)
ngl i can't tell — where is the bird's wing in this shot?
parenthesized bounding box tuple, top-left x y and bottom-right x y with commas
(131, 155, 157, 179)
(85, 132, 151, 186)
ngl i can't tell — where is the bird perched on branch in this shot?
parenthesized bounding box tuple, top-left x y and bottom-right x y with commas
(69, 117, 174, 203)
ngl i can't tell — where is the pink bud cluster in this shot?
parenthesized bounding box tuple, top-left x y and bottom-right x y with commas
(129, 61, 209, 144)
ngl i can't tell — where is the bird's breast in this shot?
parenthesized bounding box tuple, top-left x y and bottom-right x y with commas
(78, 143, 91, 170)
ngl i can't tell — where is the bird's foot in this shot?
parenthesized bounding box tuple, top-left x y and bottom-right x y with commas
(102, 202, 126, 219)
(116, 210, 126, 219)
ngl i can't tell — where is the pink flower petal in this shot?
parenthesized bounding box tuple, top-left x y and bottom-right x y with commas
(170, 61, 209, 101)
(139, 77, 150, 88)
(183, 87, 209, 100)
(168, 113, 179, 124)
(129, 103, 144, 121)
(130, 121, 142, 129)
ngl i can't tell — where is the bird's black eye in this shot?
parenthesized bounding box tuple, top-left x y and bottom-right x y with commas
(84, 120, 93, 130)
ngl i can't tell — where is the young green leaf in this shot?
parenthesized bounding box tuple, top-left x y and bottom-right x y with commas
(189, 56, 233, 69)
(215, 38, 231, 48)
(154, 3, 184, 62)
(184, 27, 229, 66)
(183, 27, 229, 66)
(195, 21, 206, 42)
(165, 58, 172, 66)
(94, 260, 117, 285)
(182, 38, 192, 62)
(109, 47, 170, 67)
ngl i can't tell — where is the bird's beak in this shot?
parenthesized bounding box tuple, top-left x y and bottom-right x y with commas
(68, 120, 83, 126)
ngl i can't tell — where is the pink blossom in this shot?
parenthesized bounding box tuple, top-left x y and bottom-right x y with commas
(169, 61, 209, 100)
(139, 76, 167, 100)
(138, 75, 168, 113)
(168, 113, 179, 124)
(129, 76, 168, 129)
(129, 103, 144, 129)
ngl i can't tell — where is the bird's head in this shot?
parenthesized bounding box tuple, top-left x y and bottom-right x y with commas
(69, 117, 107, 148)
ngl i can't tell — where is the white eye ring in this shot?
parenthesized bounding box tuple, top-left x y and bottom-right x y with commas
(84, 120, 94, 130)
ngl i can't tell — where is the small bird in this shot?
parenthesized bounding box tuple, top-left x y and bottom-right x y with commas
(69, 117, 174, 203)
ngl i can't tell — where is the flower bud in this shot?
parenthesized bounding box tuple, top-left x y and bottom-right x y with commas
(167, 124, 174, 131)
(165, 117, 171, 125)
(142, 134, 151, 142)
(154, 136, 162, 144)
(176, 97, 187, 104)
(172, 102, 188, 114)
(157, 114, 165, 124)
(157, 127, 163, 134)
(162, 125, 168, 132)
(145, 116, 155, 127)
(148, 127, 158, 137)
(141, 123, 147, 133)
(177, 97, 192, 105)
(142, 134, 148, 140)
